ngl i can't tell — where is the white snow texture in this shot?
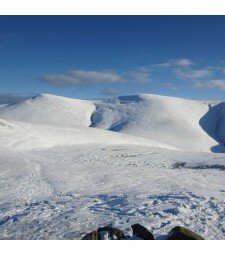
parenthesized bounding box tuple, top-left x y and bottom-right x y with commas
(0, 93, 225, 239)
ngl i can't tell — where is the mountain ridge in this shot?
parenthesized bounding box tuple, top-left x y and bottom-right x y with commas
(0, 93, 224, 152)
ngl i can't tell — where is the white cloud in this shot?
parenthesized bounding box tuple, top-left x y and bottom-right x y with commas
(149, 58, 194, 69)
(172, 58, 194, 67)
(196, 79, 225, 90)
(160, 83, 181, 91)
(175, 69, 212, 80)
(136, 66, 152, 72)
(142, 58, 213, 81)
(150, 62, 171, 69)
(101, 89, 121, 96)
(219, 67, 225, 73)
(128, 71, 151, 84)
(39, 58, 225, 91)
(40, 70, 123, 86)
(40, 68, 153, 87)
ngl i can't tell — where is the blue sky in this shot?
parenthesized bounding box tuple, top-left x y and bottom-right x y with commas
(1, 16, 225, 100)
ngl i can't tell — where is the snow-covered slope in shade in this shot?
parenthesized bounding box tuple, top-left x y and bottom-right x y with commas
(0, 94, 95, 128)
(92, 94, 225, 152)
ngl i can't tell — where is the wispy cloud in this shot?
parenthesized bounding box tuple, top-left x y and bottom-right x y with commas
(127, 70, 151, 84)
(149, 62, 170, 69)
(175, 69, 212, 80)
(171, 58, 194, 67)
(40, 67, 153, 87)
(196, 79, 225, 90)
(39, 58, 225, 92)
(101, 89, 121, 96)
(40, 70, 123, 86)
(150, 58, 194, 69)
(149, 58, 214, 81)
(160, 83, 182, 91)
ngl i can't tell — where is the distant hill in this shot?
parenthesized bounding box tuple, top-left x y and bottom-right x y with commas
(0, 93, 224, 152)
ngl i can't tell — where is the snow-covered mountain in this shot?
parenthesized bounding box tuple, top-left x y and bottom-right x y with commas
(1, 93, 224, 152)
(1, 93, 225, 240)
(0, 93, 95, 127)
(0, 94, 175, 150)
(92, 94, 225, 152)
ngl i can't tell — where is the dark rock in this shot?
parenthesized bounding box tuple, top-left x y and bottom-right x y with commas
(167, 226, 205, 240)
(82, 231, 98, 240)
(131, 224, 155, 240)
(97, 226, 125, 240)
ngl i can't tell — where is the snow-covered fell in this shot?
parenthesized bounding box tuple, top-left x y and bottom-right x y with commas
(92, 94, 224, 152)
(0, 93, 225, 240)
(0, 94, 95, 128)
(1, 93, 225, 152)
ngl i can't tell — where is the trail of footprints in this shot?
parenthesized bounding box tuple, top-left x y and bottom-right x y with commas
(62, 149, 170, 169)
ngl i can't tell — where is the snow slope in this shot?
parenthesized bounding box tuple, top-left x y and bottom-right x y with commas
(92, 94, 225, 152)
(0, 117, 174, 151)
(0, 93, 225, 240)
(0, 94, 177, 150)
(0, 94, 95, 128)
(0, 145, 225, 240)
(1, 93, 225, 152)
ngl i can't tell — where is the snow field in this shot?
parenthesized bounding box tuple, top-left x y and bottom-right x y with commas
(0, 93, 225, 239)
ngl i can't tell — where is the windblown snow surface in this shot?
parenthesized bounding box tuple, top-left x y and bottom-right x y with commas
(0, 93, 225, 239)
